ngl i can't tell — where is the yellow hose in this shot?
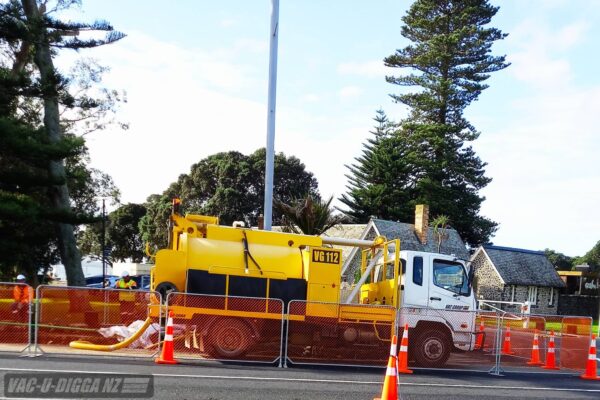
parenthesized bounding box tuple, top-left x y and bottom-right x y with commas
(69, 317, 154, 352)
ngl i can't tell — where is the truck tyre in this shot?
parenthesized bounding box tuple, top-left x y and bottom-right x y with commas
(154, 282, 177, 303)
(413, 329, 451, 368)
(208, 318, 253, 359)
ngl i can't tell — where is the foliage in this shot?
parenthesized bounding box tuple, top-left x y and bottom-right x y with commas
(581, 241, 600, 269)
(544, 249, 574, 271)
(139, 149, 319, 251)
(79, 203, 146, 264)
(432, 214, 450, 253)
(139, 194, 172, 253)
(276, 195, 348, 236)
(342, 0, 508, 247)
(0, 0, 124, 284)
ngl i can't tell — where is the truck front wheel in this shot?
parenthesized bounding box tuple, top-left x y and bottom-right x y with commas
(208, 318, 254, 359)
(413, 330, 451, 368)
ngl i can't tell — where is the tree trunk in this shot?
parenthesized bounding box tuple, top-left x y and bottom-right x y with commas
(22, 0, 85, 287)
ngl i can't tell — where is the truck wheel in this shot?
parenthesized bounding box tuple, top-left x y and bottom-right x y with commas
(208, 318, 253, 359)
(154, 282, 177, 303)
(413, 330, 451, 368)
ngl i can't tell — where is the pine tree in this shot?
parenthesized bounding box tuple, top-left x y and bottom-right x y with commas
(340, 110, 410, 222)
(342, 0, 508, 247)
(0, 0, 124, 284)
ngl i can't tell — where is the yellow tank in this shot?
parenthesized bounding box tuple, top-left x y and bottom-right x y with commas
(151, 213, 341, 305)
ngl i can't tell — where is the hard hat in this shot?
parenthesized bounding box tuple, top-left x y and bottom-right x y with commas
(121, 271, 130, 277)
(16, 274, 26, 280)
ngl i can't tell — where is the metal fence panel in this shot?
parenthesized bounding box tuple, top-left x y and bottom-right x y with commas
(0, 282, 32, 353)
(560, 316, 593, 371)
(35, 285, 161, 358)
(166, 292, 284, 364)
(399, 307, 500, 372)
(286, 300, 396, 367)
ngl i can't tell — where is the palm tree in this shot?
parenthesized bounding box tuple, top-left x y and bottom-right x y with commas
(432, 215, 450, 253)
(275, 195, 348, 235)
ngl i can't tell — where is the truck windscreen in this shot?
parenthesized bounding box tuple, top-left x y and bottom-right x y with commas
(432, 260, 470, 296)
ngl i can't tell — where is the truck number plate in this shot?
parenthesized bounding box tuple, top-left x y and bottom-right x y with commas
(312, 249, 340, 264)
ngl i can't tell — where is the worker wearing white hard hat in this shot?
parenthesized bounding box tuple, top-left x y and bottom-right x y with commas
(114, 271, 137, 323)
(12, 274, 31, 314)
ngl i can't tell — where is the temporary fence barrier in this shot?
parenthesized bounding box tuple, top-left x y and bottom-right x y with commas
(560, 316, 593, 371)
(399, 307, 500, 372)
(34, 285, 161, 358)
(165, 292, 284, 364)
(0, 282, 33, 353)
(285, 300, 396, 367)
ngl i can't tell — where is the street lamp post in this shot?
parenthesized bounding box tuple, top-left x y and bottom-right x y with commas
(263, 0, 279, 231)
(101, 198, 106, 287)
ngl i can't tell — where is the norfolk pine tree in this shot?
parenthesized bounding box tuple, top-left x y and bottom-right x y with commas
(343, 0, 509, 246)
(17, 0, 124, 285)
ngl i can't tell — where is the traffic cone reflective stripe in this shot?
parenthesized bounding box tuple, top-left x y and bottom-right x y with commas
(527, 330, 543, 366)
(397, 324, 413, 374)
(580, 334, 600, 380)
(155, 310, 178, 365)
(542, 330, 559, 370)
(374, 335, 400, 400)
(502, 326, 515, 355)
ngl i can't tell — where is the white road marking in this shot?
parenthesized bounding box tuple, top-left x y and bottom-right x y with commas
(0, 367, 599, 393)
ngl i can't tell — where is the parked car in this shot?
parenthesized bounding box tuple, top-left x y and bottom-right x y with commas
(85, 275, 118, 289)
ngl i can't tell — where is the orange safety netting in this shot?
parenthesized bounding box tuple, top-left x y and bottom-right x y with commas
(0, 283, 32, 351)
(36, 286, 161, 357)
(286, 301, 395, 367)
(167, 293, 284, 363)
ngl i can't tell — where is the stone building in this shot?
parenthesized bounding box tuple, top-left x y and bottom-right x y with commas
(471, 245, 565, 314)
(341, 205, 470, 282)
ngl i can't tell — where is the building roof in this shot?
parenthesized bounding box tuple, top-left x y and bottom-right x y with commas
(371, 219, 470, 260)
(481, 245, 565, 288)
(341, 218, 469, 278)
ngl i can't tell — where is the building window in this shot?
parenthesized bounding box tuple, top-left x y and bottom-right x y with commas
(528, 286, 538, 305)
(413, 256, 423, 286)
(548, 288, 554, 306)
(510, 285, 516, 302)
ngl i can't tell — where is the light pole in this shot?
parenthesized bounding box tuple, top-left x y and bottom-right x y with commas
(101, 198, 106, 287)
(263, 0, 279, 231)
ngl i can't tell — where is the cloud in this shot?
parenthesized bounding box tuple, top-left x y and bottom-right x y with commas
(301, 94, 320, 102)
(337, 61, 389, 78)
(507, 20, 589, 89)
(475, 83, 600, 256)
(338, 86, 362, 99)
(220, 18, 237, 28)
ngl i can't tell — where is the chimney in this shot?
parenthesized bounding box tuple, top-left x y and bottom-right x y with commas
(415, 204, 429, 244)
(257, 214, 264, 230)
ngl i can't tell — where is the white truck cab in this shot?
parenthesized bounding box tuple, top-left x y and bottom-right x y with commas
(350, 248, 478, 367)
(397, 251, 478, 366)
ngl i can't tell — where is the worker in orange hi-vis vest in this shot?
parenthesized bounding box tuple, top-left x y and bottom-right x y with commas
(12, 274, 31, 315)
(114, 271, 137, 323)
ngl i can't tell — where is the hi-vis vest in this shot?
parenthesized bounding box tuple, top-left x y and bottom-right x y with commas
(116, 279, 137, 302)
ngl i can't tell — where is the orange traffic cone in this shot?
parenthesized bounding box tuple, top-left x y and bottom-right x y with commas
(155, 310, 178, 365)
(580, 334, 600, 380)
(526, 329, 543, 366)
(502, 326, 515, 355)
(475, 318, 485, 349)
(397, 324, 413, 374)
(374, 335, 399, 400)
(542, 330, 559, 370)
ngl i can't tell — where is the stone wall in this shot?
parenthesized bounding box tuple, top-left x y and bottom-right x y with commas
(558, 295, 599, 318)
(472, 250, 560, 315)
(472, 250, 504, 301)
(501, 285, 559, 315)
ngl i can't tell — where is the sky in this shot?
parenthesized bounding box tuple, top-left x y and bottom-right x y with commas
(54, 0, 600, 257)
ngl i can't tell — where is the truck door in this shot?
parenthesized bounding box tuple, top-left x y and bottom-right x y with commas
(401, 254, 429, 308)
(427, 258, 471, 310)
